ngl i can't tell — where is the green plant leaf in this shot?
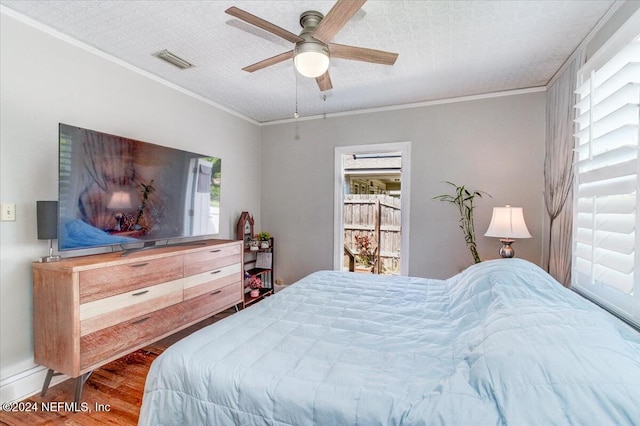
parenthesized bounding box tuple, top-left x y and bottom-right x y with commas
(433, 181, 491, 264)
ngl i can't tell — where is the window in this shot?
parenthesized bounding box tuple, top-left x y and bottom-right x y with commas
(572, 14, 640, 328)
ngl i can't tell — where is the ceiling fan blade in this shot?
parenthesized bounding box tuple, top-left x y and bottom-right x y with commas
(242, 50, 294, 73)
(226, 6, 303, 44)
(312, 0, 367, 43)
(329, 43, 398, 65)
(316, 71, 333, 91)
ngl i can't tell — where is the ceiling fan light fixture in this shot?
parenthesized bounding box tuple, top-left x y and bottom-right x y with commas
(294, 42, 329, 78)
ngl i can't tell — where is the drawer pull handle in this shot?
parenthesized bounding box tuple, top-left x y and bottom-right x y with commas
(130, 263, 149, 268)
(132, 317, 150, 325)
(211, 270, 222, 275)
(210, 249, 222, 253)
(132, 290, 149, 296)
(210, 290, 222, 296)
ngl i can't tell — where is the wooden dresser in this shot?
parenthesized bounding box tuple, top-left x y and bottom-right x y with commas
(32, 239, 243, 401)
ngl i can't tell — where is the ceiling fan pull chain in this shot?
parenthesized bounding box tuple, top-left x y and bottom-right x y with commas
(294, 70, 299, 119)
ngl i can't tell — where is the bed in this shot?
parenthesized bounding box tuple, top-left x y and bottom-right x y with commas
(138, 259, 640, 425)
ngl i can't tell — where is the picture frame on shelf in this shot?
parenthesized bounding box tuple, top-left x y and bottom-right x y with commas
(256, 252, 272, 269)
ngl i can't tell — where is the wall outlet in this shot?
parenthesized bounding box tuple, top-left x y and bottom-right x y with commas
(275, 278, 284, 285)
(1, 204, 16, 221)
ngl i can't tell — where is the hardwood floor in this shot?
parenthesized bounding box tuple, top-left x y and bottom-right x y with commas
(0, 309, 235, 426)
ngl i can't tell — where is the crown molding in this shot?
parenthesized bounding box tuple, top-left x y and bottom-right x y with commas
(545, 0, 624, 88)
(262, 87, 546, 126)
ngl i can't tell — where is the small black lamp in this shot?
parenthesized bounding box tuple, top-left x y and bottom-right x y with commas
(37, 201, 60, 262)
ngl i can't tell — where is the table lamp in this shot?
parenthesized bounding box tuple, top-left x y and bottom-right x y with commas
(37, 200, 60, 262)
(484, 204, 532, 258)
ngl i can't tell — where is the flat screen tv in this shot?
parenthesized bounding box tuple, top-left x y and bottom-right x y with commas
(58, 123, 221, 254)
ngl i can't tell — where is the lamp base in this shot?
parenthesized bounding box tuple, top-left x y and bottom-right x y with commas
(498, 239, 516, 258)
(40, 239, 60, 262)
(40, 255, 61, 263)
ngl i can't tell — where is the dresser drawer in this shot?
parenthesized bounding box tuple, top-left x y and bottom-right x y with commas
(184, 244, 242, 276)
(183, 263, 242, 300)
(181, 281, 243, 324)
(80, 302, 184, 371)
(79, 256, 183, 303)
(80, 281, 242, 372)
(79, 279, 183, 336)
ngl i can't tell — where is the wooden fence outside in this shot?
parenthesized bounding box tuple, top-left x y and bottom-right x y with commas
(344, 194, 401, 274)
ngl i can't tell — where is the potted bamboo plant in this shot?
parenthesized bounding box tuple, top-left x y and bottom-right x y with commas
(433, 181, 490, 264)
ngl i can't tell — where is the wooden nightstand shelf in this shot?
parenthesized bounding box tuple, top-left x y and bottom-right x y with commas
(242, 237, 274, 308)
(244, 287, 274, 307)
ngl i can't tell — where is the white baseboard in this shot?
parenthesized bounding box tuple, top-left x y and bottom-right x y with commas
(0, 365, 69, 404)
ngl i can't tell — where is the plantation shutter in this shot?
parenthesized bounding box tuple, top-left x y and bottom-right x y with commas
(572, 29, 640, 328)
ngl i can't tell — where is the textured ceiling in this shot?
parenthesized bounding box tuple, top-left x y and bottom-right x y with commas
(1, 0, 616, 123)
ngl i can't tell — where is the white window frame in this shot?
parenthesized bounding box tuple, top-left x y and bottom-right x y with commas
(571, 10, 640, 329)
(334, 142, 411, 275)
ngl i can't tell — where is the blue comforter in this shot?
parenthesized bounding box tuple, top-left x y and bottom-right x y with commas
(139, 259, 640, 425)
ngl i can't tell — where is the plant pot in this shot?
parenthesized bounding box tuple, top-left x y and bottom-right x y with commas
(250, 289, 260, 298)
(260, 241, 270, 249)
(355, 265, 373, 274)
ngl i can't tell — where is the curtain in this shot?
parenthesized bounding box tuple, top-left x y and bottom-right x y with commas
(543, 51, 585, 286)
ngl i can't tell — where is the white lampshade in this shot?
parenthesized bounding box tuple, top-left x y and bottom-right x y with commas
(107, 191, 133, 210)
(485, 205, 532, 239)
(294, 43, 330, 78)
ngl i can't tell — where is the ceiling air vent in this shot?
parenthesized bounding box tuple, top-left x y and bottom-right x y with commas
(154, 49, 194, 70)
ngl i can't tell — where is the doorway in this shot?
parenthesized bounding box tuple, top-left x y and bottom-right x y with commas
(334, 142, 411, 275)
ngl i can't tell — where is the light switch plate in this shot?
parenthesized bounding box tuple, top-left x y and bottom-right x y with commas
(1, 204, 16, 221)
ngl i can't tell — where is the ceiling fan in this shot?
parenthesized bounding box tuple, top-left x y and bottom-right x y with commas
(225, 0, 398, 91)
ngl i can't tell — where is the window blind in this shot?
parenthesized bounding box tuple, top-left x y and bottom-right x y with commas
(572, 32, 640, 328)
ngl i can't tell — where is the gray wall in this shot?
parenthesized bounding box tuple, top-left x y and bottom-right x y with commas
(0, 13, 261, 400)
(260, 91, 546, 283)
